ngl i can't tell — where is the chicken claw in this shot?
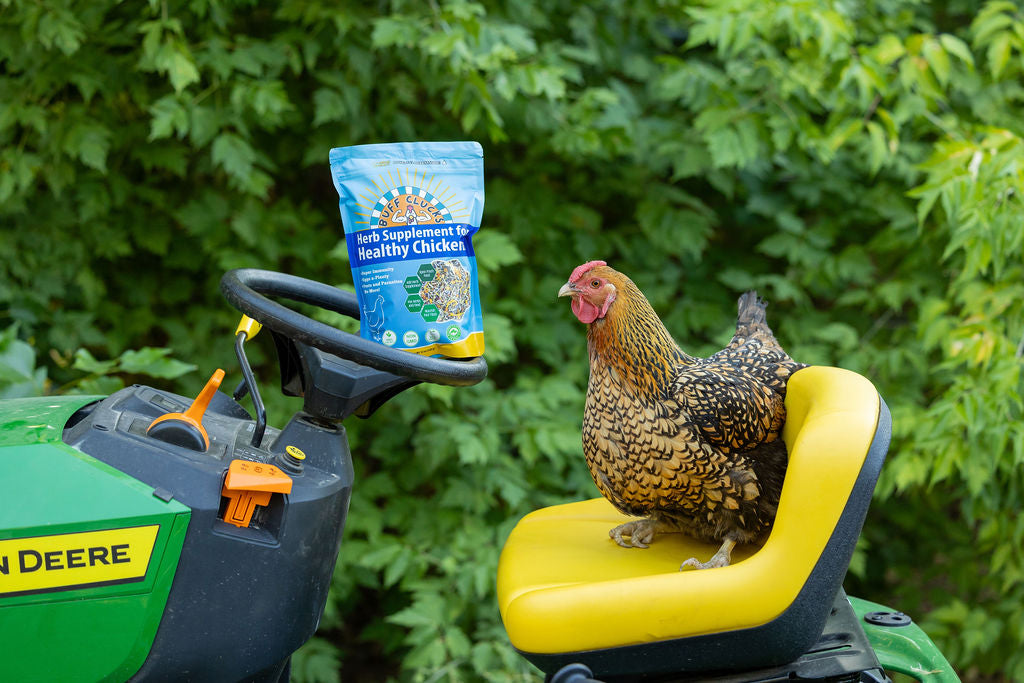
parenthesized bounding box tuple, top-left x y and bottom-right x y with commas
(680, 537, 736, 571)
(609, 518, 663, 548)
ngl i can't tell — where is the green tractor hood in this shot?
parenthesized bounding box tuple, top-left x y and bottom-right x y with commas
(0, 396, 190, 682)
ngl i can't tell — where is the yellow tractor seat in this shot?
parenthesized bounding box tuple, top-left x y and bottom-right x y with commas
(496, 366, 891, 678)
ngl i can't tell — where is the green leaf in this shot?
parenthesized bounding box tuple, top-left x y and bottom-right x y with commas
(116, 348, 197, 379)
(312, 88, 347, 126)
(188, 106, 222, 147)
(811, 322, 860, 350)
(64, 122, 111, 172)
(290, 638, 341, 683)
(873, 33, 906, 64)
(716, 267, 757, 291)
(382, 550, 412, 588)
(37, 7, 85, 56)
(0, 326, 47, 397)
(443, 626, 472, 659)
(706, 126, 744, 168)
(387, 593, 445, 629)
(987, 32, 1012, 78)
(149, 95, 190, 140)
(474, 230, 524, 276)
(939, 33, 975, 67)
(972, 6, 1015, 47)
(826, 119, 863, 153)
(74, 375, 124, 396)
(164, 43, 201, 93)
(867, 121, 888, 176)
(211, 132, 256, 184)
(403, 639, 446, 670)
(922, 38, 951, 86)
(233, 80, 293, 121)
(72, 348, 118, 375)
(483, 313, 516, 363)
(371, 16, 422, 48)
(359, 542, 402, 570)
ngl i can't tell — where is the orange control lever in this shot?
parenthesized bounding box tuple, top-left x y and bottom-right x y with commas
(147, 368, 225, 451)
(221, 459, 293, 528)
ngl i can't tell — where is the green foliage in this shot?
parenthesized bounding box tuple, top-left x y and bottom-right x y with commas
(2, 0, 1024, 680)
(0, 324, 196, 397)
(291, 637, 342, 683)
(0, 325, 47, 398)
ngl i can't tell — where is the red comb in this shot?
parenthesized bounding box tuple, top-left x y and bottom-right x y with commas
(570, 260, 607, 282)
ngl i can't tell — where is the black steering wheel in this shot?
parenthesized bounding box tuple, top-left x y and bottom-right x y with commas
(219, 268, 488, 387)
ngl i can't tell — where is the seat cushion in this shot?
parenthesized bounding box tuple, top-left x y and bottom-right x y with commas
(497, 366, 882, 656)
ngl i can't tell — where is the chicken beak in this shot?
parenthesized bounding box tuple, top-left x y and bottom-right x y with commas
(558, 282, 576, 298)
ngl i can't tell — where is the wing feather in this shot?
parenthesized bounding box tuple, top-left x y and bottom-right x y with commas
(671, 364, 785, 453)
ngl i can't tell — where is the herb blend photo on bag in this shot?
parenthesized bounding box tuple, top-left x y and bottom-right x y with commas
(330, 141, 485, 358)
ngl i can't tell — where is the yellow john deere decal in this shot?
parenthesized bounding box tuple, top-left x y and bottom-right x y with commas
(0, 525, 159, 597)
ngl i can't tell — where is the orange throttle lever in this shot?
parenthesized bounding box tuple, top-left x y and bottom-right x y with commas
(147, 369, 226, 451)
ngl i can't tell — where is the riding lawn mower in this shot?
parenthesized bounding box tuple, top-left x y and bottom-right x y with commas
(0, 269, 957, 682)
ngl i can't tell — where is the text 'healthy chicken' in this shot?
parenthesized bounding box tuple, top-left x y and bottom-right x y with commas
(559, 261, 806, 570)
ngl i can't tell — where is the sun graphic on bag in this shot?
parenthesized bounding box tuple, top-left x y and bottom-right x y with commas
(351, 168, 471, 228)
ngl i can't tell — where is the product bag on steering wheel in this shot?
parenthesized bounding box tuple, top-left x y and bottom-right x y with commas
(329, 141, 485, 358)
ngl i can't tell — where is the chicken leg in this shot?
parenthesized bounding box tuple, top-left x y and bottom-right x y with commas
(680, 536, 737, 570)
(609, 517, 675, 549)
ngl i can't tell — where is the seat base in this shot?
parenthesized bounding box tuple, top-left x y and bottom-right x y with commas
(543, 590, 889, 683)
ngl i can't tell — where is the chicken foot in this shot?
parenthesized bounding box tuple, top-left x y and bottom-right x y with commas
(680, 536, 737, 571)
(609, 517, 676, 548)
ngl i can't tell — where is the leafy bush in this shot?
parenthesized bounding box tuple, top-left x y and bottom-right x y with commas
(2, 0, 1023, 681)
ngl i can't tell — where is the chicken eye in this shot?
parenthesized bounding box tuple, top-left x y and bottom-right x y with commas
(590, 279, 601, 289)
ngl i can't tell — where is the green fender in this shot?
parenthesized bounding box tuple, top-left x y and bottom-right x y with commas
(849, 595, 960, 682)
(0, 396, 191, 682)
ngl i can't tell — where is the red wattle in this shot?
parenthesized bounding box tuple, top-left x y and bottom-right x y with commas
(572, 297, 602, 324)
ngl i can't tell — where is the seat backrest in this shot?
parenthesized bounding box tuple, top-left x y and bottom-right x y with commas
(724, 365, 892, 667)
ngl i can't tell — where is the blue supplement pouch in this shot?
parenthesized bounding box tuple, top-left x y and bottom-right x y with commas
(329, 141, 485, 358)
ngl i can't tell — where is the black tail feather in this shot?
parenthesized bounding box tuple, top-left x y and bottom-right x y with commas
(736, 290, 768, 327)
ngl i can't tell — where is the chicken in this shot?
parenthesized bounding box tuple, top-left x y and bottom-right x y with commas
(558, 261, 806, 569)
(363, 295, 386, 339)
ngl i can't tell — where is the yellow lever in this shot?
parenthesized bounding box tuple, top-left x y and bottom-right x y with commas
(235, 316, 262, 340)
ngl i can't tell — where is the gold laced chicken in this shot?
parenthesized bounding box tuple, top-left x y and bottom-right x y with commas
(558, 261, 806, 569)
